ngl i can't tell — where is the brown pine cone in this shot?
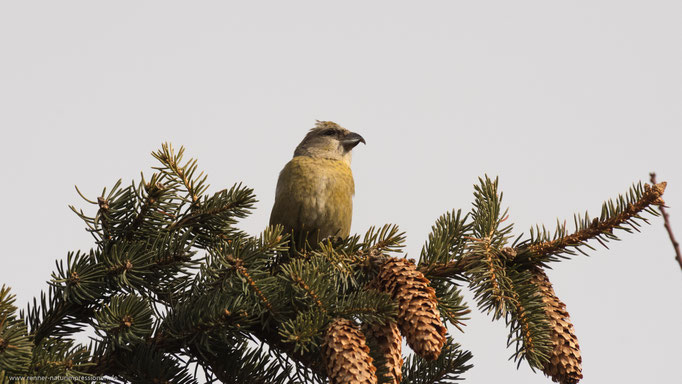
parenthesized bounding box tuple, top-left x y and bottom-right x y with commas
(531, 269, 582, 384)
(363, 321, 403, 384)
(322, 318, 378, 384)
(374, 257, 447, 360)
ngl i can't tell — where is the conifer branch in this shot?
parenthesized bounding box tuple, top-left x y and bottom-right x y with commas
(152, 143, 208, 207)
(291, 274, 326, 313)
(11, 144, 665, 383)
(522, 181, 666, 261)
(353, 224, 406, 267)
(421, 181, 667, 277)
(224, 254, 274, 312)
(650, 173, 681, 270)
(418, 255, 476, 279)
(171, 205, 228, 231)
(124, 177, 172, 240)
(431, 283, 469, 332)
(505, 269, 551, 370)
(0, 286, 32, 375)
(27, 294, 93, 346)
(250, 324, 327, 378)
(400, 338, 473, 384)
(97, 195, 113, 242)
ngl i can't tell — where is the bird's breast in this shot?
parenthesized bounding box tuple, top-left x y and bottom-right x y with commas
(271, 156, 355, 240)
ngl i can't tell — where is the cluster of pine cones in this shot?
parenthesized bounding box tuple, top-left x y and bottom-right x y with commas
(321, 257, 582, 384)
(322, 258, 445, 384)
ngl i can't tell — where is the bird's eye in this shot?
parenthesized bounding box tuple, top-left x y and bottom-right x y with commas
(323, 129, 337, 136)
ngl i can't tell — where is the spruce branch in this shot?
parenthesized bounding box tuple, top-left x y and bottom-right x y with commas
(0, 286, 32, 375)
(112, 344, 198, 384)
(430, 283, 469, 332)
(418, 210, 471, 281)
(519, 181, 666, 263)
(278, 309, 328, 354)
(49, 251, 104, 306)
(221, 252, 275, 313)
(650, 172, 681, 270)
(291, 274, 326, 312)
(400, 339, 473, 384)
(421, 180, 667, 279)
(24, 287, 94, 345)
(16, 144, 366, 381)
(152, 143, 208, 207)
(333, 290, 397, 326)
(157, 290, 251, 348)
(28, 338, 94, 379)
(94, 294, 153, 349)
(187, 341, 292, 384)
(279, 258, 333, 314)
(13, 143, 666, 383)
(417, 255, 477, 279)
(466, 176, 516, 319)
(354, 224, 406, 265)
(120, 174, 178, 241)
(504, 269, 551, 370)
(168, 184, 256, 246)
(467, 237, 512, 319)
(416, 177, 555, 373)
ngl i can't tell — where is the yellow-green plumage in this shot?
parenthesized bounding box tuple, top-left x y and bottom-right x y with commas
(270, 157, 354, 245)
(269, 121, 365, 249)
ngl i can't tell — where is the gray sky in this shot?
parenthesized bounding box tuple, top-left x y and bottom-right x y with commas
(1, 1, 681, 383)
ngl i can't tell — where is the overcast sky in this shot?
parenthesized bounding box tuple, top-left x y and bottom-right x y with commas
(1, 1, 681, 383)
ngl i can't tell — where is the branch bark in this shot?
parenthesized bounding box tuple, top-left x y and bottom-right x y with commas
(650, 173, 682, 270)
(526, 181, 666, 258)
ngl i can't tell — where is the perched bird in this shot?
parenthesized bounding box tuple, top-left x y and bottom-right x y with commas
(270, 121, 366, 251)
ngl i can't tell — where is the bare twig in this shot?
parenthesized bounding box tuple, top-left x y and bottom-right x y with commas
(650, 173, 682, 270)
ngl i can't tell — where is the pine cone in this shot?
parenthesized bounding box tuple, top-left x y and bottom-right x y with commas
(363, 321, 403, 384)
(374, 257, 447, 360)
(531, 269, 583, 384)
(322, 318, 378, 384)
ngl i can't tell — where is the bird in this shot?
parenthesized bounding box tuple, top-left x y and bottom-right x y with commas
(269, 121, 366, 252)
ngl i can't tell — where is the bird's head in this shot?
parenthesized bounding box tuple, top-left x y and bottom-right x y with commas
(294, 121, 366, 165)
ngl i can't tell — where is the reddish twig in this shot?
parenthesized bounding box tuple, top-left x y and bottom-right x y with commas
(650, 173, 682, 270)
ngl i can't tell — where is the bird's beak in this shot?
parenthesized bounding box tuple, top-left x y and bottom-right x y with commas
(342, 132, 366, 150)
